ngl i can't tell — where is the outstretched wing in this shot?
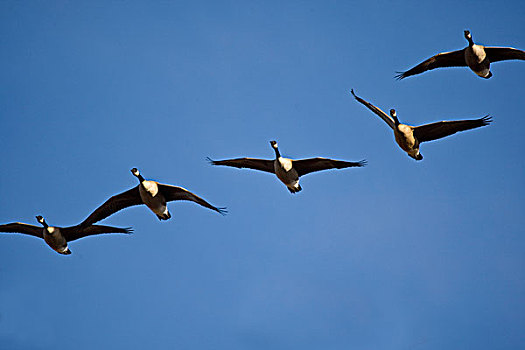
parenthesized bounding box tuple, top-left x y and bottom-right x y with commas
(350, 89, 395, 129)
(80, 186, 142, 226)
(293, 158, 367, 177)
(62, 225, 133, 242)
(485, 47, 525, 62)
(0, 222, 43, 239)
(413, 116, 492, 143)
(158, 184, 227, 215)
(207, 157, 274, 173)
(395, 49, 466, 79)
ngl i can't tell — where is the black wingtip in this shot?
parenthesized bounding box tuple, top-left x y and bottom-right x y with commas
(124, 227, 134, 234)
(350, 88, 357, 98)
(357, 159, 367, 167)
(206, 157, 217, 165)
(216, 207, 228, 216)
(394, 72, 406, 80)
(481, 115, 492, 125)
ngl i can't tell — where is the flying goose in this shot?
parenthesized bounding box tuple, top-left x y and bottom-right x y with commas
(80, 168, 226, 226)
(0, 216, 132, 255)
(395, 30, 525, 79)
(207, 141, 366, 193)
(350, 89, 491, 160)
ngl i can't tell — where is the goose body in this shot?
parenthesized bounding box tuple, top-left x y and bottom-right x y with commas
(208, 140, 366, 193)
(0, 216, 132, 255)
(274, 155, 301, 193)
(138, 178, 170, 220)
(80, 168, 226, 226)
(396, 30, 525, 79)
(394, 124, 421, 160)
(43, 225, 69, 254)
(350, 89, 491, 160)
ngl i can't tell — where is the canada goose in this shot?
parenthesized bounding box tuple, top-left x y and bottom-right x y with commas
(395, 30, 525, 79)
(350, 89, 491, 160)
(207, 141, 366, 193)
(80, 168, 227, 226)
(0, 216, 132, 255)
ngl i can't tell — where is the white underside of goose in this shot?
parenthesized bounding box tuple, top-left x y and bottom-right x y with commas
(139, 181, 169, 218)
(475, 67, 491, 78)
(466, 45, 490, 77)
(394, 125, 421, 159)
(58, 245, 70, 253)
(287, 180, 301, 191)
(274, 158, 299, 186)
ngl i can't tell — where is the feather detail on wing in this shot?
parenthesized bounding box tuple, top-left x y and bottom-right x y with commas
(80, 186, 142, 226)
(395, 49, 466, 79)
(0, 222, 43, 238)
(158, 184, 227, 215)
(293, 158, 367, 177)
(351, 89, 395, 129)
(413, 116, 492, 143)
(485, 47, 525, 62)
(207, 157, 274, 173)
(62, 225, 133, 242)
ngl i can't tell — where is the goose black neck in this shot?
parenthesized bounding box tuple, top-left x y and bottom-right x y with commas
(273, 148, 281, 158)
(393, 116, 400, 126)
(137, 174, 145, 183)
(41, 221, 49, 229)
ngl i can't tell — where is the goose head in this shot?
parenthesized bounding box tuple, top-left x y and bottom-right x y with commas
(464, 30, 474, 45)
(390, 109, 400, 125)
(35, 215, 48, 228)
(269, 140, 281, 157)
(131, 167, 146, 182)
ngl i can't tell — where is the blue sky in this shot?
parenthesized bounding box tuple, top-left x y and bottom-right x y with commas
(1, 1, 524, 349)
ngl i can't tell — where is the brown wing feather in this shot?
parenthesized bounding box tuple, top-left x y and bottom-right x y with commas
(0, 222, 43, 239)
(207, 157, 274, 173)
(80, 186, 142, 226)
(413, 116, 492, 143)
(350, 89, 395, 129)
(62, 225, 133, 242)
(395, 49, 466, 79)
(293, 158, 367, 177)
(485, 47, 525, 62)
(158, 184, 227, 215)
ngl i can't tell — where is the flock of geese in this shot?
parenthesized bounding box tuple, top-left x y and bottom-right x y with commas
(1, 30, 524, 255)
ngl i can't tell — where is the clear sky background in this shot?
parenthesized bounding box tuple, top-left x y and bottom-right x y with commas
(1, 1, 524, 349)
